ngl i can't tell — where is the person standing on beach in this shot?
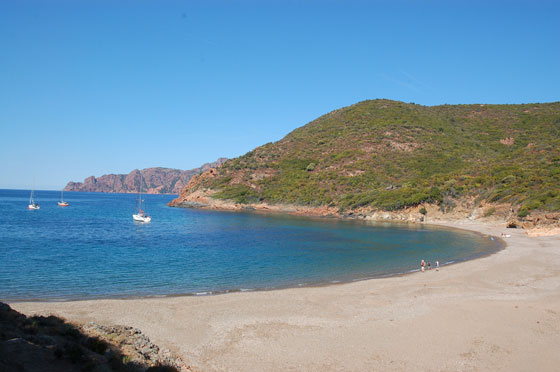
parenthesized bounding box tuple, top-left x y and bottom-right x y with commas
(436, 260, 439, 271)
(421, 260, 425, 272)
(428, 261, 432, 270)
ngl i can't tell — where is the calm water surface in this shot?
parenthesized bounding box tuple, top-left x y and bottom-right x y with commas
(0, 189, 501, 301)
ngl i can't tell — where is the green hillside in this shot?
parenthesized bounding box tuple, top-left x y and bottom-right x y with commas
(194, 100, 560, 216)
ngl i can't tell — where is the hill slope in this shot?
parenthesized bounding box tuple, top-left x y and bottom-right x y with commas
(170, 100, 560, 225)
(65, 158, 227, 194)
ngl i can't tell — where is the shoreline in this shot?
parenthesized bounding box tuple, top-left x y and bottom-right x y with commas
(169, 192, 560, 236)
(9, 220, 560, 372)
(3, 220, 504, 304)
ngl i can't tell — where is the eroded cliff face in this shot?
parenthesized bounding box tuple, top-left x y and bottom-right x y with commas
(64, 158, 227, 194)
(168, 168, 219, 206)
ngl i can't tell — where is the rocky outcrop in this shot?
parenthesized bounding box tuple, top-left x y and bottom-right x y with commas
(168, 168, 219, 207)
(64, 158, 227, 194)
(517, 213, 560, 236)
(0, 302, 191, 372)
(82, 322, 192, 371)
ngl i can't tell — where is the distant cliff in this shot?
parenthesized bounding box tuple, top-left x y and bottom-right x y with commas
(64, 158, 227, 194)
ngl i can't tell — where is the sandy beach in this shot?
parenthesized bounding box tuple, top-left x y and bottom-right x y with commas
(10, 221, 560, 372)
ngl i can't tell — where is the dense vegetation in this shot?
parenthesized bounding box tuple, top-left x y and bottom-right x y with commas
(194, 100, 560, 216)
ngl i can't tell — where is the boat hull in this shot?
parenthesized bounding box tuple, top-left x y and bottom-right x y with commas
(58, 202, 69, 207)
(133, 214, 151, 223)
(28, 204, 40, 210)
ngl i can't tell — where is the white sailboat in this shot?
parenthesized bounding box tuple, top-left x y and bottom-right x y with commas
(132, 176, 151, 223)
(58, 190, 69, 207)
(28, 185, 40, 210)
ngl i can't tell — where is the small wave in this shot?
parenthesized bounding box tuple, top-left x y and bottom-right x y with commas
(195, 291, 212, 296)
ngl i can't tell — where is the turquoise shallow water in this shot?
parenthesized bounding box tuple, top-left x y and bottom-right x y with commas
(0, 189, 501, 301)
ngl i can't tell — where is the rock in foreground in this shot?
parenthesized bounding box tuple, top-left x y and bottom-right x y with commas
(0, 302, 193, 372)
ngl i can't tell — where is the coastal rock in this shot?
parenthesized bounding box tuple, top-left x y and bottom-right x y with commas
(83, 322, 191, 371)
(64, 158, 227, 194)
(506, 219, 519, 228)
(170, 178, 560, 235)
(0, 303, 190, 372)
(168, 168, 221, 207)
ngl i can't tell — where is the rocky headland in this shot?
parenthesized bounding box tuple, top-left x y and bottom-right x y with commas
(169, 100, 560, 235)
(64, 158, 227, 194)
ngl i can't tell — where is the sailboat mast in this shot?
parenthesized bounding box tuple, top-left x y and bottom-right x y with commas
(135, 172, 141, 213)
(138, 173, 141, 210)
(30, 180, 34, 204)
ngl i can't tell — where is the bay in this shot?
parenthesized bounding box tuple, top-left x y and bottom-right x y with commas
(0, 189, 501, 301)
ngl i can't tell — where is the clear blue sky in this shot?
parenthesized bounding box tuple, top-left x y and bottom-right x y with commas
(1, 0, 559, 190)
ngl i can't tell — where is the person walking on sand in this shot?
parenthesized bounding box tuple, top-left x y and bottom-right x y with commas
(436, 260, 440, 271)
(427, 261, 431, 270)
(421, 259, 425, 272)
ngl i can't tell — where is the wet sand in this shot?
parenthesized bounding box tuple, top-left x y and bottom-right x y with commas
(10, 221, 560, 372)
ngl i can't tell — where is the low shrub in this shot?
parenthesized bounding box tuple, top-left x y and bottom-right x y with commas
(518, 208, 529, 218)
(483, 207, 496, 217)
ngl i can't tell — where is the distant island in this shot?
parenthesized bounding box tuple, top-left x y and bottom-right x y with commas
(170, 99, 560, 233)
(64, 158, 227, 194)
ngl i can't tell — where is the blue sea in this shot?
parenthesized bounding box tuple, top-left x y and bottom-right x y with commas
(0, 189, 501, 301)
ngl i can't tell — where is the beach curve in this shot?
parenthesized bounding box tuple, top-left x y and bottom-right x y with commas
(9, 220, 560, 372)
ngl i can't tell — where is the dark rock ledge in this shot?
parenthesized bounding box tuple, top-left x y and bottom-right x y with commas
(0, 302, 197, 372)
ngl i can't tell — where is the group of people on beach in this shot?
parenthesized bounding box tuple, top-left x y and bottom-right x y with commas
(420, 259, 439, 272)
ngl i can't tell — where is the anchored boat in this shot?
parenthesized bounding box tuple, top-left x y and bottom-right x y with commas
(58, 189, 69, 207)
(132, 176, 151, 223)
(28, 185, 40, 210)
